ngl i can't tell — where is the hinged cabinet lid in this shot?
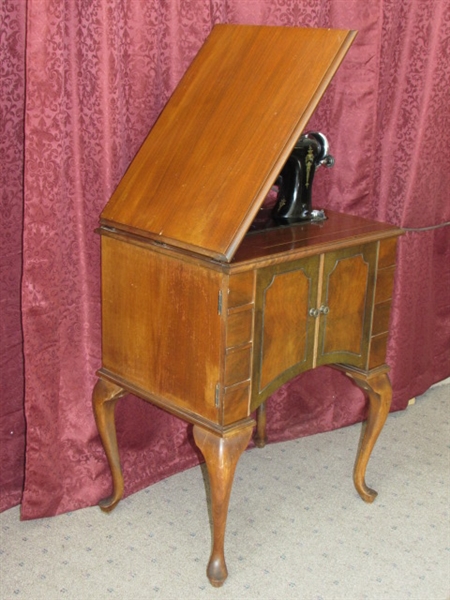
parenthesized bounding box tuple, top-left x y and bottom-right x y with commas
(101, 25, 356, 262)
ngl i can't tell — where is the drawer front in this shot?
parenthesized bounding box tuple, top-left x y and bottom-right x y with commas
(224, 344, 252, 387)
(226, 309, 253, 348)
(221, 270, 256, 425)
(368, 237, 399, 369)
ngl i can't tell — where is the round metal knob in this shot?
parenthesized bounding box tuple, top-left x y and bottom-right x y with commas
(309, 308, 320, 318)
(319, 305, 330, 315)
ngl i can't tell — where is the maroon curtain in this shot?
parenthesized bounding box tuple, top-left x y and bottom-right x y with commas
(1, 0, 448, 519)
(1, 0, 27, 512)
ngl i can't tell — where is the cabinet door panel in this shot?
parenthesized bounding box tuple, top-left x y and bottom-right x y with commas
(252, 256, 319, 405)
(317, 244, 377, 367)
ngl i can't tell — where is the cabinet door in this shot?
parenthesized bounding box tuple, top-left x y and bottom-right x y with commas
(252, 255, 319, 407)
(316, 243, 377, 368)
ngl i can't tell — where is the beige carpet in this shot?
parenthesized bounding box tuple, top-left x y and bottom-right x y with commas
(1, 382, 449, 599)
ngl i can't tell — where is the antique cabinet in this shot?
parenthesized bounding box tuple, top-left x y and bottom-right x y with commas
(93, 25, 403, 586)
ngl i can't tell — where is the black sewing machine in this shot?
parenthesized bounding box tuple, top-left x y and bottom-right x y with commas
(250, 131, 334, 230)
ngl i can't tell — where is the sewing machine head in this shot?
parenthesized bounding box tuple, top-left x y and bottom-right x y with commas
(272, 131, 334, 225)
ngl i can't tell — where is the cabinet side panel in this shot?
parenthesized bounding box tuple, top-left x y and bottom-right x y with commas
(101, 237, 222, 422)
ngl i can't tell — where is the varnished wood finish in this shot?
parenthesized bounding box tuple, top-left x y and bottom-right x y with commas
(101, 26, 356, 262)
(254, 403, 268, 448)
(317, 243, 377, 367)
(333, 366, 393, 503)
(193, 423, 253, 587)
(101, 236, 223, 423)
(93, 25, 404, 587)
(255, 256, 318, 394)
(95, 211, 402, 585)
(368, 238, 398, 369)
(92, 379, 127, 512)
(233, 211, 399, 266)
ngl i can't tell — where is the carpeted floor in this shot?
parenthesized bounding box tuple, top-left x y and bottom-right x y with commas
(1, 382, 449, 600)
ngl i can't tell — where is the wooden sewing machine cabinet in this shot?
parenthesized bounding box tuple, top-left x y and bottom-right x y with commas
(92, 25, 403, 586)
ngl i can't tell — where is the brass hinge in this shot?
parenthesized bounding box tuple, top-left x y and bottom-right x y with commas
(218, 290, 223, 315)
(214, 383, 220, 408)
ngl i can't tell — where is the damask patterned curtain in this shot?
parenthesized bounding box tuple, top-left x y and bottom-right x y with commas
(1, 0, 449, 519)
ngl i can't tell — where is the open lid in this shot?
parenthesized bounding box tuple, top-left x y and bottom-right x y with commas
(101, 25, 357, 262)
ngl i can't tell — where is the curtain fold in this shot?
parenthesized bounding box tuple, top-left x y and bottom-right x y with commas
(1, 0, 448, 519)
(1, 0, 27, 513)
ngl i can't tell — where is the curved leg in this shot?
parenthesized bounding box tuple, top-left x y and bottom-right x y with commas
(193, 423, 253, 587)
(254, 402, 268, 448)
(344, 370, 392, 503)
(92, 377, 127, 512)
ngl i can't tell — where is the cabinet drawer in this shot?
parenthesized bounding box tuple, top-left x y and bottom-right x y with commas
(222, 384, 251, 425)
(378, 238, 398, 268)
(369, 333, 389, 369)
(375, 266, 395, 303)
(224, 345, 252, 386)
(226, 309, 253, 349)
(228, 271, 255, 308)
(372, 300, 391, 336)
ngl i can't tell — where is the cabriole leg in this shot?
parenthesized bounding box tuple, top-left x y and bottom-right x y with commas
(92, 377, 127, 512)
(193, 423, 253, 587)
(345, 370, 392, 503)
